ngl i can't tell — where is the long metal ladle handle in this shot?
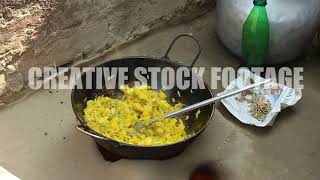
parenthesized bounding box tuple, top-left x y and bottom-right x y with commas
(164, 79, 272, 119)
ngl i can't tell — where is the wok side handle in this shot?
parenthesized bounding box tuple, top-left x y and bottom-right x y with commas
(76, 125, 109, 141)
(162, 33, 202, 68)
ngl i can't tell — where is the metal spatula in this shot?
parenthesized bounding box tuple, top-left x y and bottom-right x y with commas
(132, 79, 271, 133)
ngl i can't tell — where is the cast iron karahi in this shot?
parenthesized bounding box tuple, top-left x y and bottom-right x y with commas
(71, 34, 215, 160)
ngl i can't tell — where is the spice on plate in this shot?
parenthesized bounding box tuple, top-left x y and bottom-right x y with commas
(249, 96, 272, 121)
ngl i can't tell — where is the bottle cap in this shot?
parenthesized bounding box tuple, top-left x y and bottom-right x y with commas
(253, 0, 267, 6)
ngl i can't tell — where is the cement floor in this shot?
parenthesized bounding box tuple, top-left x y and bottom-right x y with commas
(1, 11, 320, 180)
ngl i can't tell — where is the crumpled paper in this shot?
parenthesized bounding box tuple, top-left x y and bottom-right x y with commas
(218, 69, 302, 127)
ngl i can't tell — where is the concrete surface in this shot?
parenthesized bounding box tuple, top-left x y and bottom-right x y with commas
(0, 0, 214, 103)
(0, 11, 320, 180)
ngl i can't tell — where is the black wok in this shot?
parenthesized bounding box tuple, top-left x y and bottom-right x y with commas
(71, 34, 215, 160)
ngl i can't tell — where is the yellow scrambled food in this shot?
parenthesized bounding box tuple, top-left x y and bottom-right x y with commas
(83, 85, 189, 146)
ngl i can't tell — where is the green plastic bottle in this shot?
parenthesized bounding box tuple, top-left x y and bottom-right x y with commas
(242, 0, 270, 66)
